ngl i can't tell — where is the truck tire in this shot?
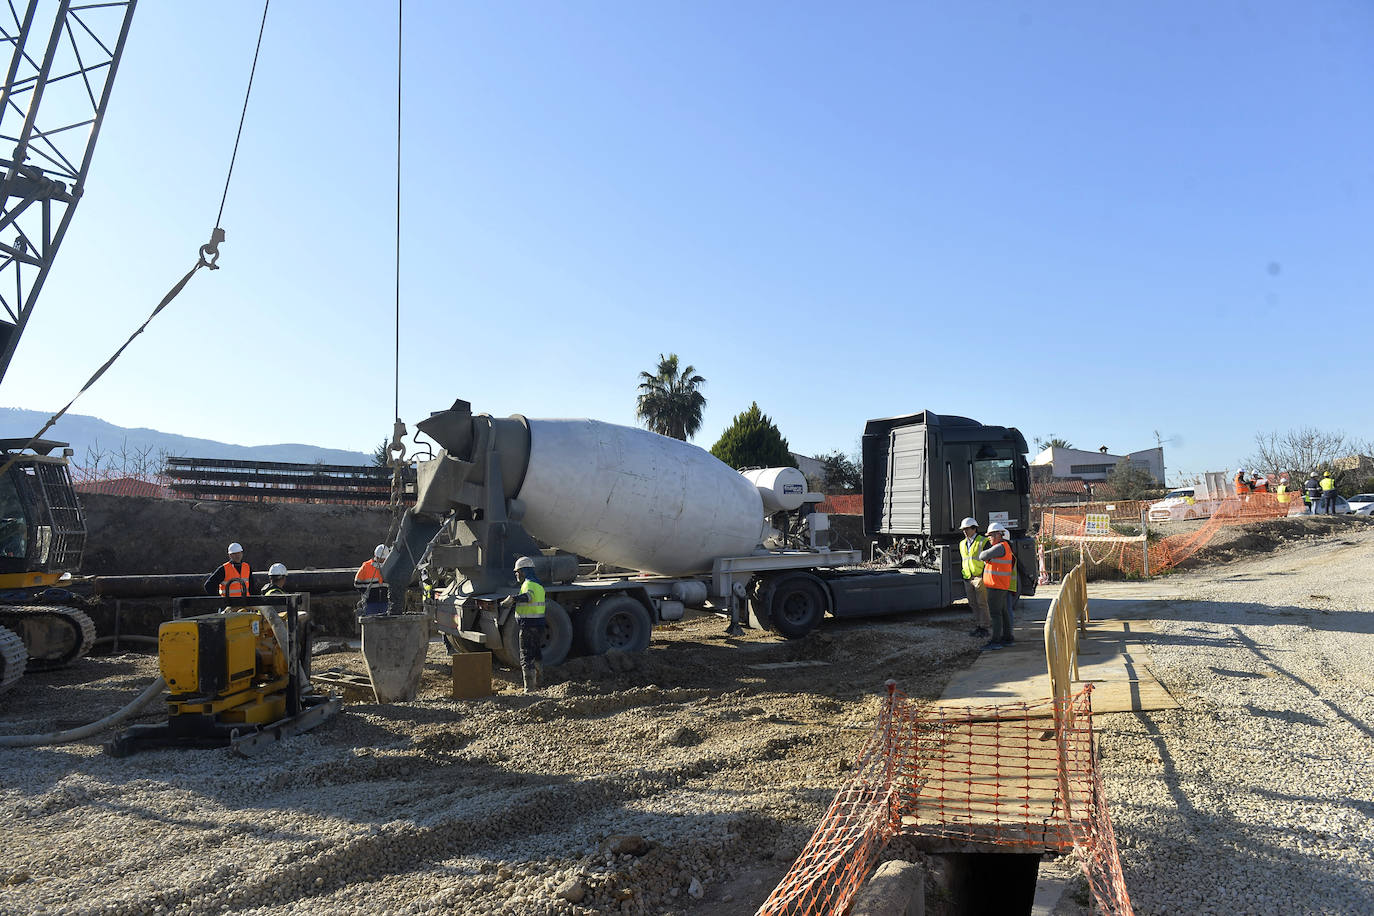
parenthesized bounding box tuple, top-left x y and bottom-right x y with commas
(581, 595, 652, 655)
(496, 600, 572, 669)
(767, 575, 827, 639)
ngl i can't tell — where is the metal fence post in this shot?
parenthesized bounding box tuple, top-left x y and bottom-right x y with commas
(1140, 506, 1150, 577)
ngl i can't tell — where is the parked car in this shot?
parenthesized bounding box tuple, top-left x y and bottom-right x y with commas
(1289, 495, 1351, 515)
(1344, 493, 1374, 513)
(1149, 487, 1212, 522)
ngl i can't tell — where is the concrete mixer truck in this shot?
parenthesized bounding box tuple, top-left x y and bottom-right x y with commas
(381, 400, 1035, 670)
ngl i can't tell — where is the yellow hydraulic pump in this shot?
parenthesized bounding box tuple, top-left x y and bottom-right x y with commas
(107, 593, 340, 757)
(158, 611, 291, 725)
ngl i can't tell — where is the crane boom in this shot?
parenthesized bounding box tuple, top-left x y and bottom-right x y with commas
(0, 0, 137, 389)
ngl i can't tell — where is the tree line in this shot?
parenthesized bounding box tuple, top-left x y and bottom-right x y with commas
(635, 353, 860, 492)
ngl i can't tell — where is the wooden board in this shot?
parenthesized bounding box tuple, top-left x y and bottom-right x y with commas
(933, 618, 1179, 715)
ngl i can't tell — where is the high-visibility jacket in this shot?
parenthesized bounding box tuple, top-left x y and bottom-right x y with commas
(1234, 474, 1248, 495)
(220, 561, 251, 598)
(262, 585, 286, 597)
(982, 542, 1015, 591)
(1276, 484, 1290, 504)
(959, 535, 988, 580)
(355, 559, 384, 585)
(516, 579, 546, 618)
(1320, 476, 1335, 492)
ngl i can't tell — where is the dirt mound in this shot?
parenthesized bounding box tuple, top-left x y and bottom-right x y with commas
(1175, 514, 1373, 569)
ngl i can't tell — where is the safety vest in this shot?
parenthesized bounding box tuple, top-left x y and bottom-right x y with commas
(1234, 474, 1247, 495)
(1320, 476, 1335, 492)
(516, 579, 546, 618)
(356, 559, 384, 584)
(262, 585, 286, 597)
(959, 535, 988, 579)
(982, 542, 1015, 591)
(220, 561, 251, 598)
(1276, 484, 1289, 504)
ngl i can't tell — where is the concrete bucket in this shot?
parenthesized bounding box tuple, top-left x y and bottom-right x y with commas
(360, 614, 429, 702)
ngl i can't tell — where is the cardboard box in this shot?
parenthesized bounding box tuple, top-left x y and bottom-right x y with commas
(451, 651, 492, 699)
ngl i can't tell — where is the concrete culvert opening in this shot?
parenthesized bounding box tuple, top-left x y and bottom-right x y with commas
(930, 851, 1042, 915)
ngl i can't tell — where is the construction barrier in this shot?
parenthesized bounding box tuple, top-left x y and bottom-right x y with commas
(757, 566, 1134, 916)
(1041, 491, 1300, 576)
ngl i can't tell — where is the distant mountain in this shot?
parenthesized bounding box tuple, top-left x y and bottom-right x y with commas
(0, 408, 372, 467)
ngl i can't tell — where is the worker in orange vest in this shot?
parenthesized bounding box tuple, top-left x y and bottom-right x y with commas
(355, 544, 390, 616)
(203, 541, 252, 598)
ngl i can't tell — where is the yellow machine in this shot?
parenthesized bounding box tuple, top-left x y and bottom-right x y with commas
(108, 594, 340, 757)
(159, 612, 291, 725)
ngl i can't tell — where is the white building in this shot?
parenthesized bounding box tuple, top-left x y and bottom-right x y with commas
(1030, 445, 1164, 484)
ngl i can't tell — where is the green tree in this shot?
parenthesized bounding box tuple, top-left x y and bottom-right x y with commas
(372, 439, 391, 468)
(816, 450, 862, 492)
(635, 353, 707, 440)
(1034, 435, 1074, 451)
(1102, 458, 1158, 501)
(710, 403, 797, 470)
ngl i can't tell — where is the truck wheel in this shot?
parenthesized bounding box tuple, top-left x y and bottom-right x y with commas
(768, 575, 827, 639)
(581, 595, 652, 655)
(496, 600, 572, 669)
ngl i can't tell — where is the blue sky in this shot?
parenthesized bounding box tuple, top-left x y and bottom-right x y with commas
(1, 1, 1369, 482)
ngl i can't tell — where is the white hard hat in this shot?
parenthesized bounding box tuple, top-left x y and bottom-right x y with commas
(986, 522, 1008, 535)
(227, 542, 244, 554)
(958, 517, 978, 530)
(374, 544, 389, 559)
(268, 562, 287, 577)
(514, 556, 536, 571)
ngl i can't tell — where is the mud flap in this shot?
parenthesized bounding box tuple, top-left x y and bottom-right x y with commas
(360, 613, 430, 702)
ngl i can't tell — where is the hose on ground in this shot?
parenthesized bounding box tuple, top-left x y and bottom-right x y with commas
(0, 677, 166, 748)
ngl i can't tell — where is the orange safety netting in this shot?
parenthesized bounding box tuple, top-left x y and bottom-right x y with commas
(1039, 491, 1302, 575)
(756, 684, 1132, 916)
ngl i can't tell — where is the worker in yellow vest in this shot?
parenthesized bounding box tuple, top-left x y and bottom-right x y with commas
(979, 523, 1017, 649)
(1275, 476, 1290, 506)
(501, 556, 546, 691)
(203, 542, 252, 599)
(1319, 471, 1337, 514)
(957, 517, 991, 638)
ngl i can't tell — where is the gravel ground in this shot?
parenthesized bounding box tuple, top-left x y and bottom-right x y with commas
(0, 604, 981, 916)
(1074, 515, 1374, 916)
(3, 515, 1370, 915)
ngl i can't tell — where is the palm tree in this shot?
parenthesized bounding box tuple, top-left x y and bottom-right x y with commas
(635, 354, 707, 440)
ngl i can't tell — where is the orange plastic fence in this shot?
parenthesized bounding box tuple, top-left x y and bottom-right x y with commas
(756, 684, 1133, 916)
(1041, 491, 1300, 575)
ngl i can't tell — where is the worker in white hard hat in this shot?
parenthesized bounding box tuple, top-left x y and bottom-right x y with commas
(500, 556, 546, 692)
(978, 523, 1017, 649)
(204, 541, 252, 599)
(956, 517, 991, 639)
(258, 563, 313, 692)
(263, 562, 289, 596)
(354, 544, 390, 617)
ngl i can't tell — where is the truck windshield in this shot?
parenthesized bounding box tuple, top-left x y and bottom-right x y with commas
(1164, 489, 1193, 499)
(973, 457, 1015, 492)
(0, 471, 28, 559)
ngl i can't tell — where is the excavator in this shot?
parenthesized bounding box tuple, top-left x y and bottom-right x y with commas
(0, 1, 138, 691)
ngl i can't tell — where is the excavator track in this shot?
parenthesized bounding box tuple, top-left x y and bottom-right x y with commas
(0, 625, 26, 692)
(0, 605, 97, 671)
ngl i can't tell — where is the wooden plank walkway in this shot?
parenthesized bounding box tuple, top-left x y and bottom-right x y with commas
(899, 588, 1180, 850)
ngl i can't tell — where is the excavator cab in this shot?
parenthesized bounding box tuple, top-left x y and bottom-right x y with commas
(0, 438, 86, 589)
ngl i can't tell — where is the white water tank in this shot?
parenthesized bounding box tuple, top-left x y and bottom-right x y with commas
(741, 466, 809, 513)
(516, 419, 766, 576)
